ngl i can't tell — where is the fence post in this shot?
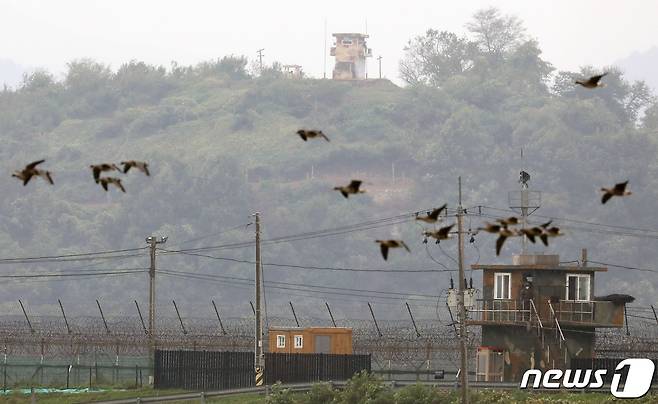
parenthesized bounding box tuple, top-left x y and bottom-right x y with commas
(89, 367, 92, 390)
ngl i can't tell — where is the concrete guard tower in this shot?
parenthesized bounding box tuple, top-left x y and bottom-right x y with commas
(468, 171, 631, 382)
(330, 33, 372, 80)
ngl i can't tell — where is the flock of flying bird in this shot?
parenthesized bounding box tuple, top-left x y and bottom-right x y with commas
(299, 72, 633, 260)
(12, 159, 150, 192)
(10, 72, 627, 261)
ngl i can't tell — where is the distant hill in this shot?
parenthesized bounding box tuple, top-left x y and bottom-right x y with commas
(1, 54, 658, 319)
(615, 46, 658, 93)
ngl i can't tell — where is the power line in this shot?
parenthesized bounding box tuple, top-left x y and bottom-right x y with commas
(477, 205, 658, 235)
(166, 207, 448, 254)
(7, 271, 144, 284)
(470, 211, 658, 240)
(157, 268, 440, 298)
(170, 222, 253, 248)
(588, 260, 658, 274)
(157, 271, 439, 303)
(0, 247, 147, 263)
(0, 269, 146, 279)
(158, 248, 449, 273)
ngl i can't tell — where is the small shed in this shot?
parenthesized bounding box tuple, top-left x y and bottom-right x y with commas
(268, 327, 352, 354)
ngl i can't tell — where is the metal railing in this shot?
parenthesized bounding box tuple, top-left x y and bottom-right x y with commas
(470, 299, 600, 327)
(469, 300, 531, 323)
(557, 301, 594, 323)
(547, 300, 569, 367)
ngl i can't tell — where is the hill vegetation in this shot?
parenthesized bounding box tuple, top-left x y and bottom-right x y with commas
(1, 8, 658, 319)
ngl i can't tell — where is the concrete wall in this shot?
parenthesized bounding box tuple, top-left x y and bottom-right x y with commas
(481, 325, 595, 381)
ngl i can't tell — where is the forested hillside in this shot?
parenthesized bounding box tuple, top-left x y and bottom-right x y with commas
(2, 9, 658, 320)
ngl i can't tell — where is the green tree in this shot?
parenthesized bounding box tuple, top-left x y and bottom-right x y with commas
(466, 7, 526, 58)
(399, 29, 475, 86)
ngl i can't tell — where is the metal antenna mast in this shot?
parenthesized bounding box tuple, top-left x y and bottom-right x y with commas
(510, 152, 540, 254)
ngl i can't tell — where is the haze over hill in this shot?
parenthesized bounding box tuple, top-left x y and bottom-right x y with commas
(1, 8, 658, 324)
(0, 58, 26, 89)
(615, 46, 658, 93)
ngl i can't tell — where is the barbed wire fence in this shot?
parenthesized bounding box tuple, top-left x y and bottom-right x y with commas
(1, 301, 658, 388)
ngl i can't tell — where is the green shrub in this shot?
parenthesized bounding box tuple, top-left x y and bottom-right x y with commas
(394, 383, 451, 404)
(303, 382, 337, 404)
(266, 382, 297, 404)
(337, 371, 392, 404)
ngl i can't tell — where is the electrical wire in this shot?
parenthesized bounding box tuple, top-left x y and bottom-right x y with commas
(0, 247, 147, 264)
(158, 248, 447, 273)
(170, 222, 254, 248)
(157, 271, 438, 304)
(476, 205, 658, 236)
(164, 207, 450, 254)
(157, 268, 440, 298)
(588, 260, 658, 274)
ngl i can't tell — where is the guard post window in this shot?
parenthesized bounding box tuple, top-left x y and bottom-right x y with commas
(566, 274, 590, 301)
(294, 335, 303, 349)
(276, 335, 285, 348)
(494, 273, 511, 300)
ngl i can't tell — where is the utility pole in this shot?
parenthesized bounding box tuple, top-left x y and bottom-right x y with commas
(257, 49, 265, 74)
(377, 55, 382, 79)
(253, 213, 264, 384)
(146, 235, 167, 374)
(456, 177, 470, 404)
(323, 18, 328, 79)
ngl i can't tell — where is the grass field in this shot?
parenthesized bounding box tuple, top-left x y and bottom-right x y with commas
(3, 388, 658, 403)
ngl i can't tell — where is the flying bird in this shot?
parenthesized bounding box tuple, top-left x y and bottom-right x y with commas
(575, 73, 607, 89)
(90, 163, 120, 182)
(478, 222, 502, 234)
(539, 226, 562, 246)
(497, 217, 520, 226)
(12, 160, 53, 186)
(519, 221, 552, 244)
(97, 177, 126, 193)
(296, 129, 330, 142)
(415, 204, 447, 223)
(423, 224, 455, 243)
(375, 239, 410, 261)
(496, 228, 518, 256)
(518, 228, 541, 244)
(121, 160, 150, 176)
(601, 181, 631, 204)
(334, 180, 365, 198)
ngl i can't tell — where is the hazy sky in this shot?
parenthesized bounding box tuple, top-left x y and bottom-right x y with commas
(1, 0, 656, 82)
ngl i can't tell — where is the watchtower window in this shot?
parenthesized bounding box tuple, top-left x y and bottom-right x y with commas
(276, 335, 286, 348)
(341, 39, 353, 46)
(494, 273, 511, 300)
(566, 274, 590, 301)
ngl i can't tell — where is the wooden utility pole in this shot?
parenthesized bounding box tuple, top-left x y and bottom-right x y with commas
(377, 55, 382, 79)
(257, 49, 265, 74)
(146, 235, 167, 374)
(254, 213, 264, 382)
(457, 177, 470, 404)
